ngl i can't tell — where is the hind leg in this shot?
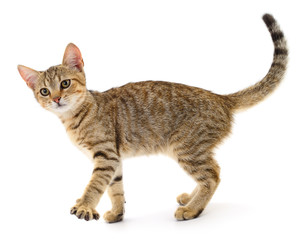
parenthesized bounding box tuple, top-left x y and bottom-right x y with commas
(175, 152, 220, 220)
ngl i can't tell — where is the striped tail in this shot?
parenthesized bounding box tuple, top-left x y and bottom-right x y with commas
(227, 14, 288, 111)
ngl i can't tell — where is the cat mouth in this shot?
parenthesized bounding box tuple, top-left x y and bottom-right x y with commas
(55, 103, 67, 109)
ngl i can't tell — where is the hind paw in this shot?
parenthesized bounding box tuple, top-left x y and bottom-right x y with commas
(174, 206, 203, 221)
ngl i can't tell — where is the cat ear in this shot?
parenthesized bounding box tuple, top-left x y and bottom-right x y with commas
(17, 65, 40, 90)
(62, 43, 84, 71)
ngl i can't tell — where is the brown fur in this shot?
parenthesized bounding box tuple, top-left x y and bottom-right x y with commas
(18, 14, 288, 222)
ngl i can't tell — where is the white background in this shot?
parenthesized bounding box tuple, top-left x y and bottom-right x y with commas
(0, 0, 299, 239)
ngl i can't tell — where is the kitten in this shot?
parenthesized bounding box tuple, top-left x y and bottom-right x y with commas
(18, 14, 287, 222)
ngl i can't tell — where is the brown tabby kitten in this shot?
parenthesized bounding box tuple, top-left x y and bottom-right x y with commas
(18, 14, 287, 223)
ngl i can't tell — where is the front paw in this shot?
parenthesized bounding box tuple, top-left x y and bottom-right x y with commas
(70, 202, 100, 221)
(103, 210, 124, 223)
(174, 206, 203, 221)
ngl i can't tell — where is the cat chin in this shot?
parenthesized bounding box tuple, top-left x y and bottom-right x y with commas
(48, 104, 71, 115)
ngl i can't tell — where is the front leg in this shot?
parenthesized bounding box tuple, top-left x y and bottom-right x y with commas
(71, 149, 120, 221)
(103, 164, 125, 223)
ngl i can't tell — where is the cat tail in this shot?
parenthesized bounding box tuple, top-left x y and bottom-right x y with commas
(226, 14, 288, 111)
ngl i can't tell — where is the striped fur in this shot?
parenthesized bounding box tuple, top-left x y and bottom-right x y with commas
(226, 14, 288, 110)
(18, 14, 288, 222)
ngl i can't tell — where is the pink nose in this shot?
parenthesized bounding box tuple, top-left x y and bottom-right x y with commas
(53, 97, 61, 103)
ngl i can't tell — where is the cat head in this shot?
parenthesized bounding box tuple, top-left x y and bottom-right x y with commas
(18, 43, 86, 116)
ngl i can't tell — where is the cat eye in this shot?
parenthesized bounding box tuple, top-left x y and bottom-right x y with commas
(61, 79, 71, 89)
(40, 88, 50, 96)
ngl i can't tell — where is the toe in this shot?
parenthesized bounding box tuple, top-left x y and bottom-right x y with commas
(77, 210, 84, 219)
(175, 206, 185, 220)
(84, 211, 92, 221)
(176, 193, 190, 206)
(175, 206, 203, 221)
(93, 212, 100, 220)
(70, 207, 77, 215)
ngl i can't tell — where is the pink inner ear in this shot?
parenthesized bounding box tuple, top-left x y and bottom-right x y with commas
(68, 55, 84, 70)
(18, 65, 39, 89)
(63, 43, 84, 71)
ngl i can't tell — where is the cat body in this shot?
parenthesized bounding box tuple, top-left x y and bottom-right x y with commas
(18, 14, 288, 222)
(68, 81, 233, 158)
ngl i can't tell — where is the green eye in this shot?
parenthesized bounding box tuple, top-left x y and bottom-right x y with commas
(61, 79, 71, 89)
(40, 88, 50, 96)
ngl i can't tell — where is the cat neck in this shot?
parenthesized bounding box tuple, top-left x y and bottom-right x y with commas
(57, 89, 95, 123)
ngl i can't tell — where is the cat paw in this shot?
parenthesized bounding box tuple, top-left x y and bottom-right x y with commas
(103, 210, 124, 223)
(70, 203, 100, 221)
(174, 206, 203, 221)
(176, 193, 191, 206)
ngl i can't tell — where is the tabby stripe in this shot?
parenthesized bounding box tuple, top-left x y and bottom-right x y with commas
(169, 130, 190, 145)
(54, 68, 58, 80)
(110, 176, 123, 186)
(271, 62, 286, 69)
(102, 173, 112, 181)
(178, 159, 205, 167)
(113, 176, 122, 182)
(274, 48, 288, 56)
(105, 148, 118, 156)
(195, 139, 215, 147)
(205, 168, 219, 182)
(174, 131, 206, 152)
(90, 185, 103, 195)
(196, 176, 208, 182)
(94, 179, 104, 186)
(93, 174, 112, 185)
(271, 31, 284, 42)
(177, 150, 208, 162)
(72, 107, 90, 130)
(76, 129, 95, 144)
(193, 137, 216, 151)
(106, 157, 119, 162)
(93, 151, 108, 159)
(113, 193, 124, 197)
(176, 139, 213, 157)
(182, 167, 197, 175)
(93, 166, 115, 173)
(114, 118, 122, 154)
(98, 175, 110, 185)
(85, 139, 115, 147)
(73, 104, 86, 118)
(43, 78, 48, 88)
(72, 78, 85, 86)
(93, 151, 119, 162)
(192, 150, 210, 160)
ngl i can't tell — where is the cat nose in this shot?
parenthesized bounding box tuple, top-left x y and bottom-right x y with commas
(53, 97, 61, 103)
